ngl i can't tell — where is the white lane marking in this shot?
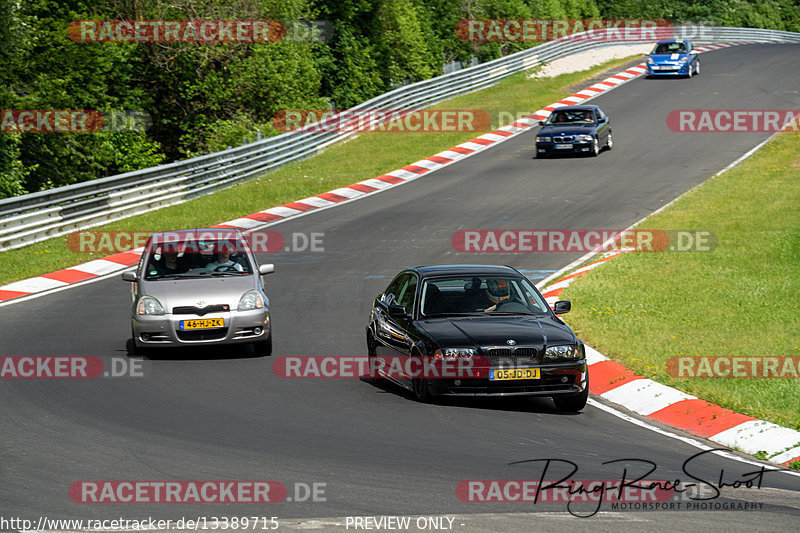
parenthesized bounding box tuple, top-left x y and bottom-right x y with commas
(600, 379, 696, 416)
(219, 217, 263, 229)
(69, 258, 131, 275)
(587, 398, 800, 477)
(711, 420, 800, 455)
(0, 277, 67, 292)
(294, 196, 336, 208)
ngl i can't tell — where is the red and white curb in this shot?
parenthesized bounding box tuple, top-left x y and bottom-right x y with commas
(540, 253, 800, 468)
(1, 40, 794, 306)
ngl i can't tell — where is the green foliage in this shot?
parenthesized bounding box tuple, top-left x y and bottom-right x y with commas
(2, 0, 798, 200)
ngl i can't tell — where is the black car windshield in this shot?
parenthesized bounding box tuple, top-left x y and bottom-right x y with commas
(546, 110, 594, 124)
(420, 276, 550, 317)
(652, 42, 686, 54)
(143, 239, 252, 279)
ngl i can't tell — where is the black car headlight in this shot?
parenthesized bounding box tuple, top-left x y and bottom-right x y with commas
(575, 134, 593, 142)
(434, 347, 477, 360)
(543, 345, 581, 362)
(536, 136, 551, 142)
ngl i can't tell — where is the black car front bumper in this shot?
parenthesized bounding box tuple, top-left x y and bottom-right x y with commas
(426, 362, 588, 397)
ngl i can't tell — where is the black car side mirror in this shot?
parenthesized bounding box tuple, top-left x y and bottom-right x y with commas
(539, 120, 546, 126)
(598, 117, 607, 124)
(388, 303, 409, 318)
(553, 301, 571, 315)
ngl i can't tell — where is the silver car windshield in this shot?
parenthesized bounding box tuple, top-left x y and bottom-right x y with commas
(143, 239, 253, 279)
(420, 276, 550, 317)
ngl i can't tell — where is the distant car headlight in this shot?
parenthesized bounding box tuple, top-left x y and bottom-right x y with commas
(536, 136, 551, 142)
(136, 296, 165, 315)
(679, 57, 688, 63)
(575, 134, 593, 142)
(544, 345, 581, 361)
(237, 290, 265, 311)
(434, 347, 477, 360)
(647, 57, 654, 64)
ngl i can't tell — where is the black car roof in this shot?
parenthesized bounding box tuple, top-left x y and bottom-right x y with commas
(410, 264, 522, 278)
(550, 105, 599, 112)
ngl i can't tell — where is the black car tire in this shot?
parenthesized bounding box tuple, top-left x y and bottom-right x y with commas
(606, 131, 613, 151)
(552, 375, 589, 412)
(252, 334, 272, 356)
(536, 150, 547, 159)
(695, 61, 700, 75)
(410, 349, 432, 403)
(687, 63, 693, 78)
(412, 376, 432, 403)
(590, 138, 600, 157)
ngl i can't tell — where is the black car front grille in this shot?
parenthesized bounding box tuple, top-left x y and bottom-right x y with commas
(553, 136, 573, 143)
(484, 346, 539, 364)
(173, 304, 230, 315)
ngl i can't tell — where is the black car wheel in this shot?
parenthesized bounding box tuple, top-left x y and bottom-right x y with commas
(552, 375, 589, 412)
(590, 138, 600, 157)
(687, 63, 693, 78)
(606, 131, 613, 151)
(695, 61, 700, 75)
(410, 350, 432, 403)
(412, 376, 432, 403)
(252, 334, 272, 356)
(366, 330, 377, 358)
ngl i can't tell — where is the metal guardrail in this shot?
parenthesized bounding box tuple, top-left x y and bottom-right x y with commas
(1, 26, 798, 251)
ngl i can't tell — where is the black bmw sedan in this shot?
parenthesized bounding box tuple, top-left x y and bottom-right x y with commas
(535, 105, 612, 158)
(365, 265, 588, 411)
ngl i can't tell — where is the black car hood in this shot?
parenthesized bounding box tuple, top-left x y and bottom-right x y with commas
(417, 315, 576, 348)
(539, 123, 596, 135)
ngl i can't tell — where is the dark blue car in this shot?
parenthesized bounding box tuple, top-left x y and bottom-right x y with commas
(646, 39, 700, 78)
(535, 105, 612, 158)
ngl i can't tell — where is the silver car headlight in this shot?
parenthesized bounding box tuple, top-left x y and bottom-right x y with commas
(536, 136, 551, 142)
(576, 134, 593, 142)
(136, 296, 165, 315)
(434, 347, 478, 360)
(544, 345, 581, 362)
(237, 290, 265, 311)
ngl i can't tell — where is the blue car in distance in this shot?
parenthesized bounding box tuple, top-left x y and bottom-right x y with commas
(535, 105, 612, 158)
(646, 39, 700, 78)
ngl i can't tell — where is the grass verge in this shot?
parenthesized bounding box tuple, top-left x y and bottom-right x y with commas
(1, 57, 641, 285)
(560, 131, 800, 434)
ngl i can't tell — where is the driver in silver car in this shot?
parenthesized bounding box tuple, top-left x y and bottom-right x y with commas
(205, 247, 244, 272)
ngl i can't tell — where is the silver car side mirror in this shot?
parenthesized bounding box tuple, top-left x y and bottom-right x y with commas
(122, 271, 137, 282)
(259, 264, 275, 275)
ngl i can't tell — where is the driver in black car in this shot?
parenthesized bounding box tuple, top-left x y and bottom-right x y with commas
(205, 244, 244, 272)
(483, 279, 511, 311)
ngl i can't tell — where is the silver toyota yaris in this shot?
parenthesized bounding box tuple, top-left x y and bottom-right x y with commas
(123, 228, 274, 355)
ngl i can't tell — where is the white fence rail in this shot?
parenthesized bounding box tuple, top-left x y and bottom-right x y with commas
(1, 26, 798, 251)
